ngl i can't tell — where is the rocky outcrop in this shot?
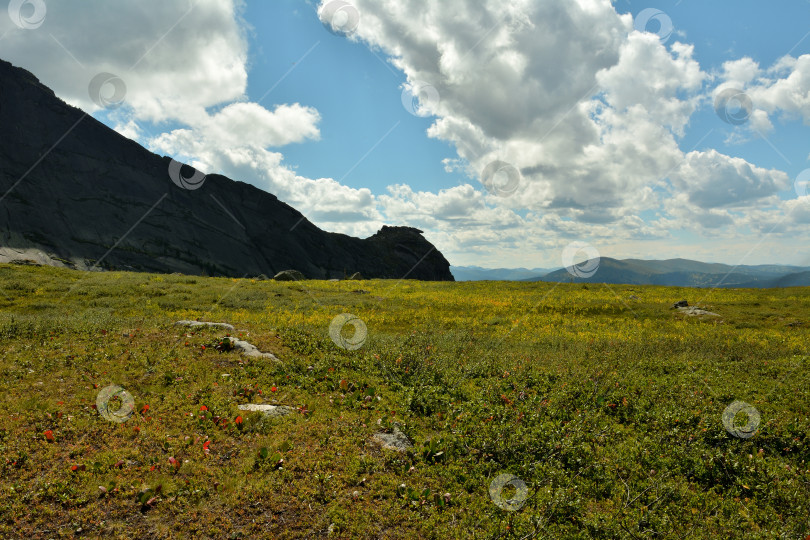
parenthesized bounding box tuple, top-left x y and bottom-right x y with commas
(273, 270, 306, 281)
(0, 59, 454, 281)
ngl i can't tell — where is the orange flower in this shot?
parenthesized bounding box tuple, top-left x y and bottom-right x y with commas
(43, 430, 54, 442)
(235, 416, 243, 425)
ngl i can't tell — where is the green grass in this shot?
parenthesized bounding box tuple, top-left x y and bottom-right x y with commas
(0, 264, 808, 538)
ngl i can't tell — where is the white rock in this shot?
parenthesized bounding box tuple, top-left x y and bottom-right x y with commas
(230, 338, 280, 361)
(676, 306, 720, 317)
(175, 320, 235, 331)
(238, 404, 294, 417)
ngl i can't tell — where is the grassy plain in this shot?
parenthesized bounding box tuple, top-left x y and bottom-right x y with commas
(0, 263, 808, 538)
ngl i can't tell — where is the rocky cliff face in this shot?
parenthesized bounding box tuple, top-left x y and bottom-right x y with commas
(0, 59, 453, 280)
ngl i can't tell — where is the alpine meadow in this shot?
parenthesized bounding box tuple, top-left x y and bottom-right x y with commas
(1, 1, 810, 538)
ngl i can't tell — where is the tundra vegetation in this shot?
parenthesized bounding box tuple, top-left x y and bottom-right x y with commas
(0, 264, 808, 538)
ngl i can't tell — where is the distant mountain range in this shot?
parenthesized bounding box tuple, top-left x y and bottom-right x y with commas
(450, 266, 557, 281)
(453, 258, 810, 288)
(533, 257, 810, 288)
(0, 59, 453, 280)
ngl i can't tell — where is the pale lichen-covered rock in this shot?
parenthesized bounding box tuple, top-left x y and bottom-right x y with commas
(175, 320, 235, 331)
(677, 306, 720, 317)
(372, 425, 413, 452)
(238, 404, 294, 417)
(228, 338, 280, 361)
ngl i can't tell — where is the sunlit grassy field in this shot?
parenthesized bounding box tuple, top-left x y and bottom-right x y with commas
(0, 263, 808, 538)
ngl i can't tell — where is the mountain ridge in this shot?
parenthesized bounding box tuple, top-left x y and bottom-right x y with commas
(450, 266, 557, 281)
(0, 59, 454, 280)
(532, 257, 810, 288)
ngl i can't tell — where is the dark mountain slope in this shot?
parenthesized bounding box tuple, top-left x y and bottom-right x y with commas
(0, 59, 453, 280)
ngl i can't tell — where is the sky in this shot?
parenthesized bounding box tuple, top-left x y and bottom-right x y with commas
(2, 0, 810, 269)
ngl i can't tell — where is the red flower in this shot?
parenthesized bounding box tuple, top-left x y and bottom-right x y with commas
(199, 405, 208, 412)
(43, 430, 54, 442)
(235, 416, 243, 425)
(270, 386, 277, 393)
(141, 404, 150, 414)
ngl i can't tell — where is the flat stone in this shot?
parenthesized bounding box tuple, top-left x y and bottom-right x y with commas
(229, 338, 281, 361)
(677, 306, 720, 317)
(372, 426, 413, 452)
(175, 320, 235, 331)
(238, 404, 294, 417)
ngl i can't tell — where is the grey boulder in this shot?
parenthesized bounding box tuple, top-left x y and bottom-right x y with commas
(274, 270, 306, 281)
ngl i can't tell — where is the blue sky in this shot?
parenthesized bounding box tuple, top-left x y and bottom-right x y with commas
(2, 0, 810, 268)
(239, 0, 810, 199)
(244, 0, 468, 194)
